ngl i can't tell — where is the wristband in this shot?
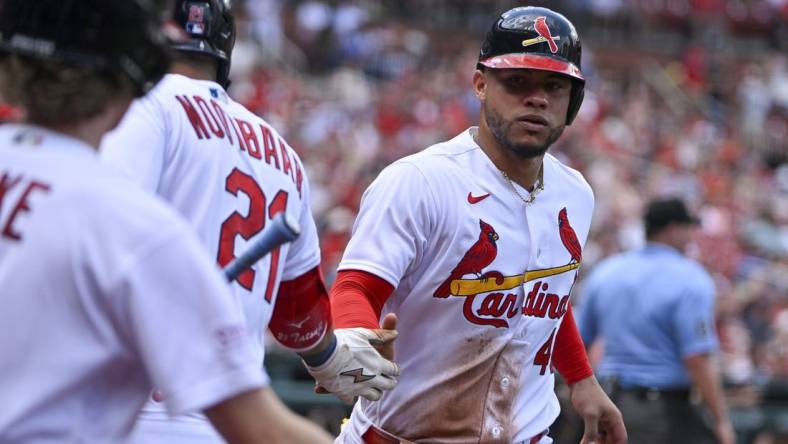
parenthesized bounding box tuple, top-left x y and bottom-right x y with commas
(301, 333, 338, 367)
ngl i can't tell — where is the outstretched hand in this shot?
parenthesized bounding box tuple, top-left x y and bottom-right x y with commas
(307, 313, 399, 403)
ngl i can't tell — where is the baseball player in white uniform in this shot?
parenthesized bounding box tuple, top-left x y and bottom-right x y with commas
(100, 1, 400, 442)
(330, 7, 627, 444)
(0, 1, 333, 443)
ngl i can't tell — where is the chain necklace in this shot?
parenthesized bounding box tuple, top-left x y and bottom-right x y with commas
(471, 129, 545, 205)
(500, 164, 544, 206)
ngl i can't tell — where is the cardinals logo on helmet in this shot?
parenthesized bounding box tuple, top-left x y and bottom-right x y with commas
(522, 16, 560, 54)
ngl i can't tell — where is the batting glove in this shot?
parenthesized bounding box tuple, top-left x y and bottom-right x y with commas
(303, 328, 400, 404)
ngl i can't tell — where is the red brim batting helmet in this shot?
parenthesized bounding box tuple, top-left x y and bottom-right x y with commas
(478, 6, 585, 125)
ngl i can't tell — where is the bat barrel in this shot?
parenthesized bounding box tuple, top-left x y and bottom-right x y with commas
(223, 213, 300, 282)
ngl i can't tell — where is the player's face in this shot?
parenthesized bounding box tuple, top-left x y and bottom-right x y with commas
(476, 68, 572, 159)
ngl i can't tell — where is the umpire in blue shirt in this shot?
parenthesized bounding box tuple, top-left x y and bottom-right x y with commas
(578, 197, 735, 444)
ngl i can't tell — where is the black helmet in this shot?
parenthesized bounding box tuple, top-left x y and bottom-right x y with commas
(0, 0, 171, 97)
(478, 6, 585, 125)
(171, 0, 235, 88)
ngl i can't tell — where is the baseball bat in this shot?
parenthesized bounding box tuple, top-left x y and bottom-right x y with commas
(223, 213, 301, 282)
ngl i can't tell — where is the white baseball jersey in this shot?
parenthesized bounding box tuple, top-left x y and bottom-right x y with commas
(100, 74, 321, 432)
(0, 124, 264, 443)
(336, 128, 594, 444)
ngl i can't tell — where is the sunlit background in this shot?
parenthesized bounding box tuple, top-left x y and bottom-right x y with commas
(226, 0, 788, 442)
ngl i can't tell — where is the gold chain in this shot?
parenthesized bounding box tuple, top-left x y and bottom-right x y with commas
(470, 130, 544, 206)
(500, 165, 544, 205)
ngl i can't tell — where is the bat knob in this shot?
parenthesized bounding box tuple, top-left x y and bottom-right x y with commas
(278, 213, 301, 240)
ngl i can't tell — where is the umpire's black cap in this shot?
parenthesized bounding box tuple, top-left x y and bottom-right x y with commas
(644, 197, 700, 236)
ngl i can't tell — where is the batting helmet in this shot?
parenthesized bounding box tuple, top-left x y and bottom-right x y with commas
(0, 0, 171, 97)
(478, 7, 585, 125)
(171, 0, 235, 88)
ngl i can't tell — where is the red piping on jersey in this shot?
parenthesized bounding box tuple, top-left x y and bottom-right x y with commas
(330, 270, 393, 329)
(553, 305, 593, 384)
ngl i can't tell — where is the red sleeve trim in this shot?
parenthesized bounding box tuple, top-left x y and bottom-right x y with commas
(553, 305, 594, 384)
(330, 269, 394, 329)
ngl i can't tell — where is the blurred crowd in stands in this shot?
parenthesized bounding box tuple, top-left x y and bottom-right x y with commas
(2, 0, 782, 436)
(231, 1, 788, 402)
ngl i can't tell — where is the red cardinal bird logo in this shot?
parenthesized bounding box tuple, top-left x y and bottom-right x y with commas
(558, 208, 582, 263)
(534, 16, 559, 54)
(434, 220, 501, 298)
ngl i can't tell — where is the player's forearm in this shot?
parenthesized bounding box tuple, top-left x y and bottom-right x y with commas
(552, 305, 594, 384)
(269, 266, 332, 352)
(684, 353, 731, 425)
(298, 328, 337, 366)
(567, 373, 600, 392)
(568, 374, 628, 444)
(330, 269, 394, 329)
(267, 267, 364, 363)
(205, 388, 333, 444)
(299, 328, 334, 354)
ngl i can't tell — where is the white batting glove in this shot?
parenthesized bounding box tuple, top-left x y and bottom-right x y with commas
(304, 328, 400, 404)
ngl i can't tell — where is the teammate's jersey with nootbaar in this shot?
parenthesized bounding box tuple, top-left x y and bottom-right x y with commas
(101, 74, 321, 424)
(336, 128, 594, 444)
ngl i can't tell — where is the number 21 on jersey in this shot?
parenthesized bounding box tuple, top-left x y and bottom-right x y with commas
(216, 167, 288, 302)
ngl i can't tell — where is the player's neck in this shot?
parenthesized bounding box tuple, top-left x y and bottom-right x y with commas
(473, 127, 543, 192)
(49, 100, 131, 150)
(170, 62, 216, 83)
(648, 230, 687, 254)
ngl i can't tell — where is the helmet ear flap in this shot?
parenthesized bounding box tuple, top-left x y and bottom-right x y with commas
(215, 4, 235, 87)
(566, 81, 584, 125)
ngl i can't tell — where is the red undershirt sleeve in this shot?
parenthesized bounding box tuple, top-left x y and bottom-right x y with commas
(330, 269, 394, 329)
(553, 305, 594, 384)
(269, 266, 331, 351)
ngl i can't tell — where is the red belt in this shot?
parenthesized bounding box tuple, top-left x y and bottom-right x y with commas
(361, 426, 546, 444)
(361, 426, 407, 444)
(529, 431, 547, 443)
